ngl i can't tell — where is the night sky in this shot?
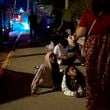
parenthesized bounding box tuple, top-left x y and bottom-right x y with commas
(0, 0, 32, 11)
(15, 0, 65, 13)
(0, 0, 64, 10)
(16, 0, 28, 10)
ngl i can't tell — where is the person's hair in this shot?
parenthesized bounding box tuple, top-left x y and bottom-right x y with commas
(49, 53, 58, 64)
(65, 65, 86, 90)
(91, 0, 110, 16)
(30, 10, 34, 14)
(59, 39, 68, 47)
(50, 53, 61, 87)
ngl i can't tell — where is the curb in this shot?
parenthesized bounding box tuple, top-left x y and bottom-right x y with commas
(1, 51, 14, 69)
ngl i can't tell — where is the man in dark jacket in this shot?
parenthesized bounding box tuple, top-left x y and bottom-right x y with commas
(28, 10, 37, 45)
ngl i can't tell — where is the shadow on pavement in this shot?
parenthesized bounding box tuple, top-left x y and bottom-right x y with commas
(0, 69, 34, 104)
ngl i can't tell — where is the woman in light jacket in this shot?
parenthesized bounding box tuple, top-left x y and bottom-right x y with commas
(31, 52, 61, 95)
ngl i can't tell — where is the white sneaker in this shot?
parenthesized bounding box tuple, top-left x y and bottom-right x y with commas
(46, 41, 54, 49)
(81, 63, 85, 66)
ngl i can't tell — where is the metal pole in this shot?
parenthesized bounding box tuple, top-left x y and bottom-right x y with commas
(15, 0, 16, 10)
(65, 0, 69, 10)
(27, 0, 29, 12)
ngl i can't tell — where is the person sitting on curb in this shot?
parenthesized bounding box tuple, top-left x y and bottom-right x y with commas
(53, 38, 75, 65)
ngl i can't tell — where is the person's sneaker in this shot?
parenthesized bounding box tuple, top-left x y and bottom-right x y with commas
(46, 41, 54, 50)
(81, 63, 85, 66)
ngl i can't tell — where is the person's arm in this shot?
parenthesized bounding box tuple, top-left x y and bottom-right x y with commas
(57, 21, 63, 31)
(75, 27, 87, 39)
(53, 45, 59, 57)
(53, 45, 62, 60)
(61, 75, 76, 96)
(74, 13, 87, 40)
(31, 65, 46, 94)
(53, 45, 67, 59)
(67, 35, 76, 46)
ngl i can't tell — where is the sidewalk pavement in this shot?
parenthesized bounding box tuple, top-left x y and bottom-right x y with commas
(0, 46, 86, 110)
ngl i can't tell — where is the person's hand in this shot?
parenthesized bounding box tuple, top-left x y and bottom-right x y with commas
(73, 33, 78, 42)
(62, 55, 68, 59)
(31, 88, 39, 97)
(73, 91, 77, 96)
(67, 52, 74, 58)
